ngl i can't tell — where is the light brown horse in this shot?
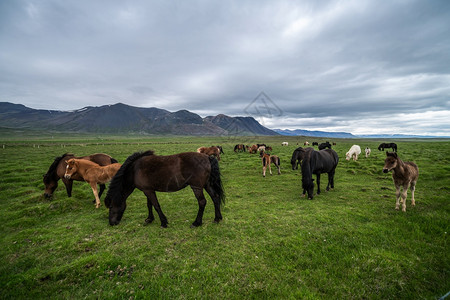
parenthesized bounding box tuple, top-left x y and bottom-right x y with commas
(64, 159, 122, 208)
(382, 152, 419, 212)
(248, 144, 258, 154)
(43, 153, 118, 199)
(260, 151, 281, 177)
(197, 146, 221, 161)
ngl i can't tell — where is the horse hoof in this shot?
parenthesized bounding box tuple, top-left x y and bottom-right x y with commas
(191, 222, 202, 228)
(144, 218, 154, 226)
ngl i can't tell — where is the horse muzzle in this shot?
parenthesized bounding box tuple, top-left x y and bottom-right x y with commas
(382, 169, 389, 173)
(64, 174, 71, 179)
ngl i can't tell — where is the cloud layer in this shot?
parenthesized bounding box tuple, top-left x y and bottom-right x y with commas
(1, 0, 449, 136)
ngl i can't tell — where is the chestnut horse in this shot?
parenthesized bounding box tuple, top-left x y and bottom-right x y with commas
(105, 151, 225, 228)
(260, 151, 281, 177)
(382, 152, 419, 212)
(197, 146, 221, 161)
(43, 153, 118, 199)
(64, 159, 122, 208)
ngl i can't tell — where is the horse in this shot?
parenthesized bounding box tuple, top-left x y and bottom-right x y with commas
(248, 145, 258, 154)
(312, 142, 319, 146)
(281, 142, 289, 146)
(64, 159, 122, 208)
(378, 142, 397, 152)
(105, 151, 225, 228)
(257, 145, 266, 152)
(318, 142, 332, 150)
(197, 146, 221, 161)
(304, 141, 309, 146)
(260, 151, 281, 177)
(365, 147, 371, 158)
(265, 146, 273, 151)
(382, 152, 419, 212)
(234, 144, 246, 152)
(43, 153, 118, 199)
(301, 149, 339, 199)
(345, 145, 361, 161)
(290, 147, 314, 170)
(214, 145, 224, 154)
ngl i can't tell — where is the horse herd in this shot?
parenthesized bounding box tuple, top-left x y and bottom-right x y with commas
(42, 141, 418, 228)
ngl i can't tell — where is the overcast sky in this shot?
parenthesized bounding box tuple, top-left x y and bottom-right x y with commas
(1, 0, 449, 136)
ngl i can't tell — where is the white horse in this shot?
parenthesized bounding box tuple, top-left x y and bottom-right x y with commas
(365, 147, 371, 158)
(346, 145, 361, 161)
(281, 142, 289, 146)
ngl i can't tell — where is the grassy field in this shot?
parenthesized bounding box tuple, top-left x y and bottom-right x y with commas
(0, 134, 449, 299)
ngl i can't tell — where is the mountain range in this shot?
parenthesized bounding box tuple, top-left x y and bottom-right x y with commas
(0, 102, 277, 136)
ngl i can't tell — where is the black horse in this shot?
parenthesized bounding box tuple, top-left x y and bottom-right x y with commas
(312, 142, 319, 146)
(318, 142, 332, 150)
(301, 149, 339, 199)
(290, 147, 314, 170)
(105, 150, 225, 228)
(378, 143, 397, 152)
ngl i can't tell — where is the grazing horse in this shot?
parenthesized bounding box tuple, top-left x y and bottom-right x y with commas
(301, 149, 339, 199)
(345, 145, 361, 161)
(365, 147, 371, 158)
(248, 145, 259, 154)
(105, 151, 225, 228)
(257, 145, 266, 152)
(281, 142, 289, 146)
(214, 145, 224, 154)
(64, 159, 122, 208)
(290, 147, 314, 170)
(304, 141, 309, 146)
(43, 153, 118, 199)
(197, 146, 221, 161)
(378, 143, 397, 152)
(234, 144, 246, 152)
(383, 152, 419, 212)
(312, 142, 319, 146)
(260, 151, 281, 177)
(318, 142, 332, 150)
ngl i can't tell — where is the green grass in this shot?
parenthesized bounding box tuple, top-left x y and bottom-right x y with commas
(0, 134, 449, 299)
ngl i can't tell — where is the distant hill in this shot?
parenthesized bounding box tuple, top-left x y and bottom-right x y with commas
(0, 102, 278, 136)
(274, 128, 356, 138)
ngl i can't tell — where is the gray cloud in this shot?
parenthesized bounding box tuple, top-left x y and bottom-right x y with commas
(0, 0, 449, 136)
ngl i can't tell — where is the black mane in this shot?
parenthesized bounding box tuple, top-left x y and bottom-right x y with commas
(44, 153, 74, 181)
(105, 150, 155, 207)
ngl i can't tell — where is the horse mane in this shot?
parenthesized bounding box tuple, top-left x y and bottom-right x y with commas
(301, 150, 315, 188)
(44, 153, 74, 180)
(105, 150, 154, 207)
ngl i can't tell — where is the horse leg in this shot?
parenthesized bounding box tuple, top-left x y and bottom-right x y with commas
(316, 174, 321, 195)
(63, 178, 73, 197)
(263, 165, 266, 177)
(277, 162, 281, 175)
(268, 162, 272, 175)
(401, 183, 410, 212)
(191, 187, 207, 227)
(410, 181, 416, 207)
(89, 182, 101, 208)
(98, 184, 106, 199)
(144, 194, 155, 225)
(394, 183, 401, 210)
(205, 184, 223, 223)
(144, 190, 168, 228)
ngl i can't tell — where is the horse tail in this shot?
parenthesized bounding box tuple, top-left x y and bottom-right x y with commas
(105, 150, 154, 207)
(208, 156, 225, 206)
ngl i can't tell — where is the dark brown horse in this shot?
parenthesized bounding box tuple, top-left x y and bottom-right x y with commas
(105, 151, 225, 228)
(43, 153, 118, 199)
(290, 147, 314, 170)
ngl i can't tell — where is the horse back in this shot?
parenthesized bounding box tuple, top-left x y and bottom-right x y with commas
(314, 149, 338, 172)
(134, 152, 211, 192)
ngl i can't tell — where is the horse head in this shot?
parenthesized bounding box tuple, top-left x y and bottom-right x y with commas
(109, 200, 127, 225)
(43, 173, 58, 198)
(383, 152, 398, 173)
(64, 159, 78, 179)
